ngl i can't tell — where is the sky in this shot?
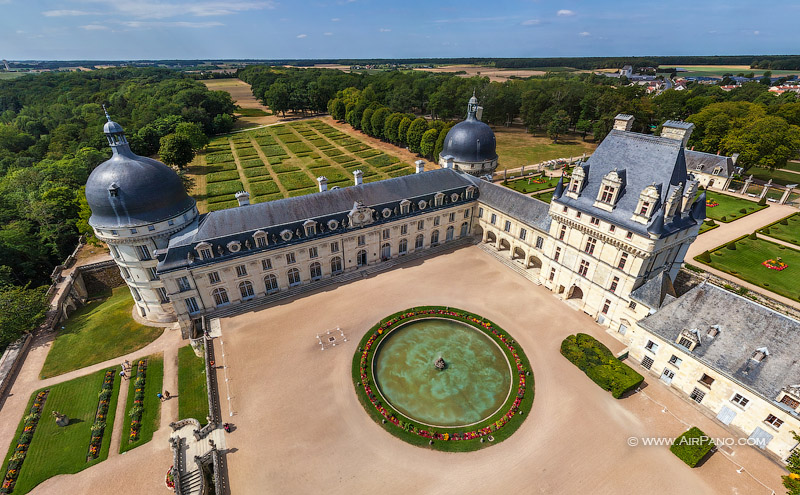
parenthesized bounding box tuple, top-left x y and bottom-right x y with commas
(0, 0, 796, 61)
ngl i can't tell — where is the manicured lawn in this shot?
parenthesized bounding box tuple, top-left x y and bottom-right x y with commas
(760, 213, 800, 247)
(178, 345, 209, 424)
(533, 191, 553, 203)
(493, 126, 596, 171)
(119, 354, 163, 454)
(694, 236, 800, 301)
(503, 176, 559, 194)
(1, 368, 122, 494)
(747, 166, 800, 187)
(41, 287, 164, 378)
(235, 107, 268, 117)
(699, 220, 719, 234)
(703, 191, 766, 222)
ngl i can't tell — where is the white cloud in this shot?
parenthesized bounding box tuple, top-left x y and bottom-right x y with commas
(297, 33, 307, 38)
(43, 9, 97, 17)
(331, 18, 340, 21)
(557, 9, 575, 16)
(753, 30, 760, 35)
(81, 24, 110, 30)
(121, 20, 223, 28)
(104, 1, 275, 20)
(379, 28, 391, 32)
(522, 19, 541, 26)
(323, 32, 333, 36)
(579, 31, 590, 36)
(434, 16, 517, 24)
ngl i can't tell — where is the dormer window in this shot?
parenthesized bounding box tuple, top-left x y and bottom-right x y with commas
(303, 220, 317, 237)
(712, 167, 721, 176)
(196, 242, 213, 260)
(400, 199, 411, 214)
(600, 186, 616, 203)
(253, 230, 268, 248)
(751, 347, 769, 362)
(676, 328, 700, 351)
(639, 202, 651, 215)
(465, 186, 476, 199)
(566, 166, 586, 199)
(707, 325, 720, 338)
(434, 192, 445, 207)
(594, 169, 623, 211)
(632, 185, 660, 223)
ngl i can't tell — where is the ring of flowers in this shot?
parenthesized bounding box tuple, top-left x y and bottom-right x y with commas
(353, 306, 533, 451)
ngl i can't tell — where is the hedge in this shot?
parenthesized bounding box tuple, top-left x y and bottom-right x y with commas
(244, 167, 270, 178)
(272, 163, 301, 173)
(332, 155, 356, 164)
(207, 199, 239, 211)
(206, 170, 240, 183)
(206, 152, 234, 164)
(367, 153, 400, 168)
(240, 158, 264, 168)
(236, 147, 258, 157)
(250, 180, 280, 196)
(560, 333, 643, 398)
(277, 172, 315, 191)
(670, 427, 715, 467)
(206, 180, 244, 197)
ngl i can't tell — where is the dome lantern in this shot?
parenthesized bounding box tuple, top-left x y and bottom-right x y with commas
(102, 104, 131, 155)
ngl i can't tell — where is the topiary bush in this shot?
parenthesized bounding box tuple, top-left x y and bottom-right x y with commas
(706, 219, 716, 226)
(560, 333, 643, 399)
(739, 208, 747, 214)
(670, 427, 715, 467)
(781, 219, 789, 226)
(749, 232, 758, 240)
(697, 251, 712, 263)
(726, 241, 737, 250)
(758, 196, 766, 206)
(720, 216, 727, 222)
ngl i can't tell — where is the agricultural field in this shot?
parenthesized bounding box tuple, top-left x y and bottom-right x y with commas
(195, 120, 415, 212)
(660, 65, 800, 78)
(494, 126, 596, 171)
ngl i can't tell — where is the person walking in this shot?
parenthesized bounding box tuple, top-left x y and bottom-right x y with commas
(157, 392, 164, 402)
(163, 390, 171, 400)
(119, 370, 126, 380)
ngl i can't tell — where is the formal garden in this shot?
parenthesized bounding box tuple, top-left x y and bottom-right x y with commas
(0, 368, 122, 494)
(502, 174, 561, 194)
(695, 235, 800, 301)
(119, 355, 163, 454)
(352, 306, 533, 452)
(40, 287, 164, 379)
(560, 333, 643, 399)
(759, 213, 800, 247)
(701, 190, 766, 223)
(177, 346, 209, 424)
(197, 120, 416, 212)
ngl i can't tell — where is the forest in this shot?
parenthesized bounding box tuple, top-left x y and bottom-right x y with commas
(240, 65, 800, 167)
(0, 68, 235, 347)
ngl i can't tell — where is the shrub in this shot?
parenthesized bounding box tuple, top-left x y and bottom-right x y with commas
(739, 208, 747, 214)
(781, 219, 789, 225)
(272, 163, 300, 173)
(205, 152, 233, 164)
(758, 196, 766, 206)
(706, 219, 716, 226)
(670, 427, 715, 467)
(236, 147, 258, 157)
(332, 155, 356, 164)
(725, 241, 737, 250)
(367, 153, 400, 168)
(763, 227, 770, 234)
(207, 199, 239, 211)
(244, 167, 270, 178)
(749, 232, 758, 240)
(697, 251, 712, 263)
(720, 215, 727, 222)
(560, 334, 643, 399)
(277, 172, 315, 191)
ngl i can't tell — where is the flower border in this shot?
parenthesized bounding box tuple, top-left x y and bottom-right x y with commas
(353, 307, 532, 450)
(87, 369, 115, 461)
(763, 258, 788, 271)
(0, 390, 49, 494)
(128, 360, 148, 443)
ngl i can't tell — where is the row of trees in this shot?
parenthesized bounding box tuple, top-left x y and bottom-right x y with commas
(0, 68, 237, 348)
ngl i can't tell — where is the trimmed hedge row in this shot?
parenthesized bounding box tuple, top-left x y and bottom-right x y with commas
(250, 180, 280, 196)
(206, 180, 244, 197)
(560, 333, 643, 398)
(206, 152, 234, 164)
(206, 170, 240, 183)
(277, 172, 315, 191)
(670, 427, 715, 467)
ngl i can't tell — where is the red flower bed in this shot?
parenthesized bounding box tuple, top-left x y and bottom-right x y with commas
(0, 390, 49, 494)
(128, 360, 148, 443)
(762, 259, 788, 271)
(87, 369, 115, 461)
(706, 199, 719, 208)
(358, 309, 529, 443)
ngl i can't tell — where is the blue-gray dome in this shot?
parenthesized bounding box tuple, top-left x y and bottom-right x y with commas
(86, 119, 195, 229)
(441, 116, 497, 163)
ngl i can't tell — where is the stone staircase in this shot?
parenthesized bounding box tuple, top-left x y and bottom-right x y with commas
(179, 469, 202, 495)
(208, 236, 476, 320)
(477, 243, 542, 285)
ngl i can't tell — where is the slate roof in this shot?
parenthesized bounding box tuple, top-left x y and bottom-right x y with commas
(553, 129, 700, 238)
(629, 270, 676, 310)
(663, 120, 695, 130)
(639, 283, 800, 403)
(685, 150, 734, 179)
(469, 178, 552, 232)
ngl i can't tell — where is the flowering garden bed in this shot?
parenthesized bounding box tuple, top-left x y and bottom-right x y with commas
(352, 306, 534, 452)
(763, 258, 788, 271)
(119, 354, 164, 454)
(87, 369, 116, 461)
(0, 391, 48, 493)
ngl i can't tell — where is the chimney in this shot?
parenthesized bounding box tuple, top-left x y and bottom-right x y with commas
(317, 176, 328, 192)
(613, 114, 635, 131)
(660, 120, 695, 147)
(415, 160, 426, 174)
(353, 169, 363, 186)
(235, 191, 250, 207)
(731, 153, 739, 166)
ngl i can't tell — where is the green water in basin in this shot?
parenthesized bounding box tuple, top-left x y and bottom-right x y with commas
(373, 318, 512, 427)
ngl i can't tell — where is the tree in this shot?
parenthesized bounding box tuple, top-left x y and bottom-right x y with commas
(212, 113, 234, 134)
(575, 119, 593, 141)
(721, 116, 800, 171)
(266, 82, 290, 117)
(434, 123, 453, 162)
(384, 113, 403, 143)
(370, 107, 391, 140)
(784, 431, 800, 495)
(0, 283, 48, 348)
(397, 117, 413, 146)
(361, 108, 375, 136)
(406, 118, 429, 153)
(547, 110, 570, 143)
(420, 128, 439, 159)
(174, 122, 208, 151)
(158, 134, 195, 169)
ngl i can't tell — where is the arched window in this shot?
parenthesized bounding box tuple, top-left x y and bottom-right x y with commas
(310, 262, 322, 281)
(212, 287, 229, 306)
(415, 234, 424, 250)
(264, 274, 279, 294)
(460, 222, 469, 237)
(398, 238, 408, 255)
(445, 225, 455, 241)
(287, 268, 301, 287)
(431, 230, 440, 246)
(330, 256, 343, 275)
(381, 243, 391, 260)
(356, 249, 368, 267)
(238, 281, 255, 300)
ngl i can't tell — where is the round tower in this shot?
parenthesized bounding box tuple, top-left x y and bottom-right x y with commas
(438, 92, 498, 176)
(85, 109, 198, 323)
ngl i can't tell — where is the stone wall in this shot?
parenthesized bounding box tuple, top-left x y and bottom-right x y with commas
(78, 260, 124, 298)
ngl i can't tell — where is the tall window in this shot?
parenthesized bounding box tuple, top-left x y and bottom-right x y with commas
(504, 220, 511, 233)
(478, 208, 483, 218)
(460, 222, 468, 237)
(549, 267, 556, 281)
(444, 226, 453, 241)
(121, 267, 131, 280)
(578, 260, 590, 277)
(463, 209, 470, 219)
(559, 225, 567, 241)
(310, 262, 322, 280)
(185, 297, 200, 314)
(434, 216, 440, 227)
(135, 245, 151, 261)
(309, 247, 319, 259)
(639, 201, 651, 215)
(239, 281, 255, 300)
(131, 287, 141, 301)
(418, 220, 425, 230)
(536, 236, 544, 249)
(601, 299, 611, 314)
(618, 253, 628, 270)
(381, 243, 391, 260)
(212, 288, 229, 306)
(177, 276, 191, 292)
(449, 212, 455, 222)
(330, 257, 343, 274)
(382, 228, 390, 240)
(399, 239, 408, 254)
(208, 271, 221, 284)
(600, 185, 615, 203)
(609, 276, 619, 293)
(147, 267, 158, 281)
(262, 258, 272, 270)
(584, 237, 597, 255)
(519, 228, 527, 240)
(287, 268, 301, 286)
(400, 224, 408, 235)
(356, 250, 368, 267)
(357, 235, 366, 246)
(236, 265, 247, 277)
(157, 287, 169, 303)
(415, 234, 424, 250)
(554, 247, 561, 262)
(264, 274, 279, 293)
(109, 245, 119, 259)
(286, 252, 296, 264)
(431, 230, 440, 245)
(490, 213, 497, 225)
(330, 241, 339, 253)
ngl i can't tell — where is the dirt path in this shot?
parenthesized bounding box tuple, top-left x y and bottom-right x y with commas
(202, 79, 281, 129)
(107, 372, 130, 458)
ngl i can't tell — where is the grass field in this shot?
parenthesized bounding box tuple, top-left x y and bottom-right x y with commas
(493, 126, 595, 171)
(178, 345, 209, 424)
(119, 354, 163, 454)
(661, 65, 800, 78)
(760, 213, 800, 247)
(695, 236, 800, 301)
(533, 191, 554, 203)
(699, 220, 720, 234)
(1, 368, 122, 494)
(193, 120, 415, 212)
(40, 287, 164, 378)
(503, 175, 560, 194)
(703, 191, 766, 222)
(746, 167, 800, 187)
(0, 72, 27, 80)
